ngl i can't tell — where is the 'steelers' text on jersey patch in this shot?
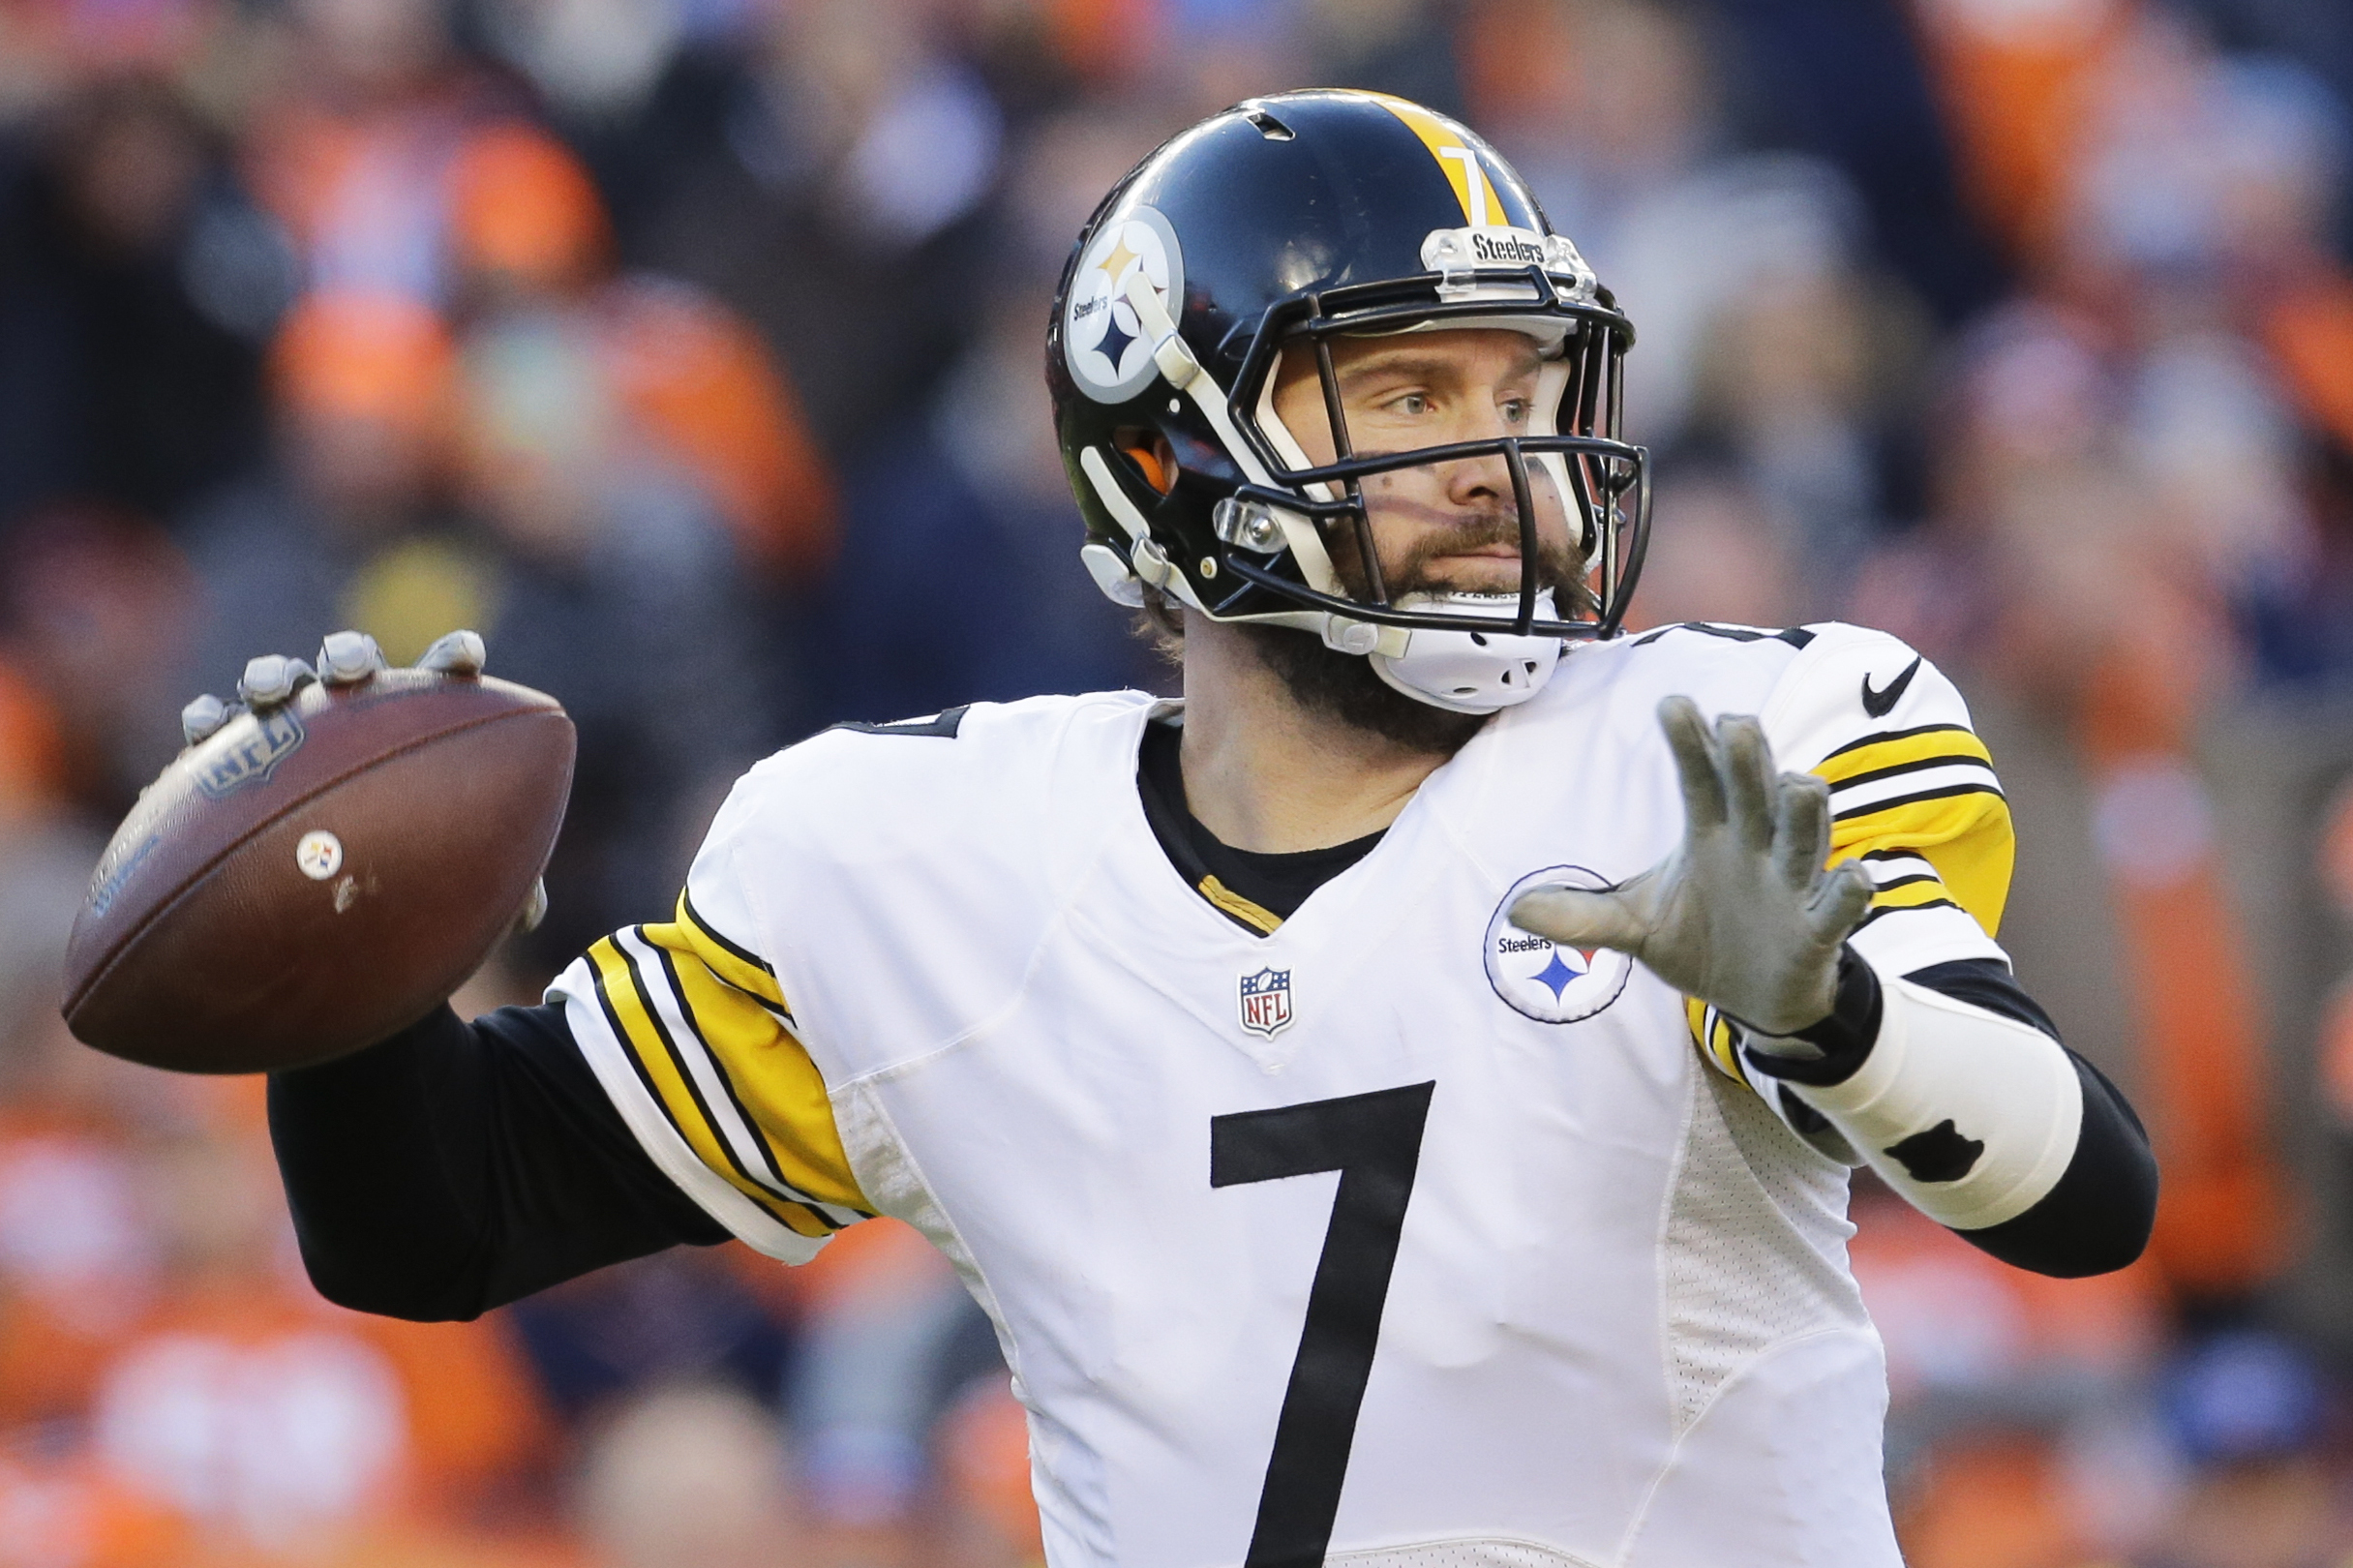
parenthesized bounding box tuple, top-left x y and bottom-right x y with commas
(1484, 865, 1634, 1024)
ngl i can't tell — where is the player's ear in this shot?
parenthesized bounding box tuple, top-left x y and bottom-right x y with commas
(1116, 429, 1178, 495)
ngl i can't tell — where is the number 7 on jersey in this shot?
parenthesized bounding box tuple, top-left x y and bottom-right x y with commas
(1211, 1081, 1435, 1568)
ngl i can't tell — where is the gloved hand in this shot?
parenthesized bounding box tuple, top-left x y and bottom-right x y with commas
(178, 628, 486, 744)
(176, 630, 541, 931)
(1510, 695, 1874, 1038)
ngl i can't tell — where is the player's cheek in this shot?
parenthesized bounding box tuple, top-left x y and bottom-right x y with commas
(1527, 464, 1575, 546)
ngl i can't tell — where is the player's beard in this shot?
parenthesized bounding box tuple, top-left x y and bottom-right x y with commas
(1241, 508, 1592, 755)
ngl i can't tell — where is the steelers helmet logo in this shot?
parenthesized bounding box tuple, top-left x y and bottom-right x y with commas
(1064, 205, 1184, 405)
(1484, 865, 1634, 1024)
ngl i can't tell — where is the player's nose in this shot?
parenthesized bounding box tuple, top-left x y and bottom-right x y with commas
(1438, 445, 1513, 509)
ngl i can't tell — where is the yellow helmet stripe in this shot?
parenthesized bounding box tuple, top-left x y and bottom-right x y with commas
(1364, 93, 1507, 228)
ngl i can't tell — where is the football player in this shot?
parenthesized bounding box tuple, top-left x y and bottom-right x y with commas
(222, 91, 2156, 1566)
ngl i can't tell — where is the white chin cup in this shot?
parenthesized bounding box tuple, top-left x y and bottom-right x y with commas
(1366, 590, 1564, 714)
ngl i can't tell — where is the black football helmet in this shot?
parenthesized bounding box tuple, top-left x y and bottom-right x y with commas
(1047, 88, 1650, 712)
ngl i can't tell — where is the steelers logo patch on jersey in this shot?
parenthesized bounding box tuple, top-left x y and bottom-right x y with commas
(1064, 205, 1184, 405)
(1484, 865, 1634, 1024)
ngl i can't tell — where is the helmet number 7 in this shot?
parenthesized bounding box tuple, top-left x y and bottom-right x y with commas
(1210, 1081, 1436, 1568)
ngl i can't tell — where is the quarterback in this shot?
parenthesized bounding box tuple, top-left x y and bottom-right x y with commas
(229, 92, 2154, 1567)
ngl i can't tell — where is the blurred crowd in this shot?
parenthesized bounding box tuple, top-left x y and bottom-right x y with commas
(2, 0, 2353, 1562)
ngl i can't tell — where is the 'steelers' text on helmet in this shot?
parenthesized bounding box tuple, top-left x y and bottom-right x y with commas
(1047, 89, 1651, 713)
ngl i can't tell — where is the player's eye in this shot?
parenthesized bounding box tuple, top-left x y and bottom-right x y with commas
(1500, 397, 1530, 425)
(1384, 390, 1431, 417)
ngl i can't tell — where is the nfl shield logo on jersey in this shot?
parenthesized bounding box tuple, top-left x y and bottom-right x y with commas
(1484, 865, 1635, 1024)
(1238, 967, 1294, 1038)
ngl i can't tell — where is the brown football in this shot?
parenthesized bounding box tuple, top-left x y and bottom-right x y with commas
(61, 669, 575, 1073)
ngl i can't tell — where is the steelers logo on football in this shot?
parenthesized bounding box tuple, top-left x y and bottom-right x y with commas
(1485, 865, 1635, 1024)
(1062, 204, 1183, 405)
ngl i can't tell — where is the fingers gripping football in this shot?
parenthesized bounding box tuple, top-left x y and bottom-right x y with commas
(1510, 695, 1875, 1037)
(180, 631, 395, 746)
(176, 629, 545, 933)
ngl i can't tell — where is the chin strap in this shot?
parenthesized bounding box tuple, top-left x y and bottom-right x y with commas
(1367, 590, 1564, 713)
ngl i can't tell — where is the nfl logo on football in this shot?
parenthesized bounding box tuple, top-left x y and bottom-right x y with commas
(1238, 967, 1294, 1038)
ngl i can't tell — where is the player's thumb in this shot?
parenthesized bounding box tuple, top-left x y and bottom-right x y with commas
(1509, 885, 1648, 955)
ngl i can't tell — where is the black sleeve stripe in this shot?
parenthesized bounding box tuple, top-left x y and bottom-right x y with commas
(588, 943, 692, 1146)
(1819, 722, 1975, 763)
(1831, 781, 2006, 823)
(1858, 847, 1936, 864)
(647, 941, 845, 1228)
(679, 889, 776, 976)
(1826, 754, 2002, 794)
(1902, 957, 2062, 1042)
(1865, 872, 1943, 893)
(1855, 896, 1961, 928)
(612, 936, 781, 1205)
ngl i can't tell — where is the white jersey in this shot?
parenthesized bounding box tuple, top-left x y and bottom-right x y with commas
(549, 620, 2015, 1568)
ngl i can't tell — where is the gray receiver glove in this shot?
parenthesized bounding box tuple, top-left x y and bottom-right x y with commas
(1510, 695, 1875, 1040)
(175, 629, 539, 933)
(178, 628, 486, 744)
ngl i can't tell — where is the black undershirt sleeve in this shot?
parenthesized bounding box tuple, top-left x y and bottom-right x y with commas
(267, 1003, 726, 1323)
(1747, 951, 2157, 1280)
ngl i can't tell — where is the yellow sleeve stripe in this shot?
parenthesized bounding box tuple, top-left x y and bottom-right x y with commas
(586, 935, 841, 1239)
(1685, 996, 1743, 1081)
(1686, 722, 2012, 1084)
(643, 922, 871, 1215)
(677, 890, 791, 1016)
(1199, 875, 1283, 936)
(1816, 739, 2023, 932)
(1822, 785, 2014, 938)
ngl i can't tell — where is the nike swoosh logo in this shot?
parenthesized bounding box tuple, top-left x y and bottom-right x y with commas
(1860, 655, 1922, 718)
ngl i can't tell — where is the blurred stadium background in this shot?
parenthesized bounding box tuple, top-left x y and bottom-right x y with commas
(1, 0, 2352, 1562)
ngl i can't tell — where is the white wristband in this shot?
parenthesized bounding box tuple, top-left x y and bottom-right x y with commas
(1787, 973, 2083, 1231)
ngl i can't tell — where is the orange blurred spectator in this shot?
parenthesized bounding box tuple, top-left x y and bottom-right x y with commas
(593, 283, 838, 584)
(1911, 0, 2137, 266)
(2260, 278, 2353, 458)
(0, 1435, 190, 1568)
(269, 289, 457, 552)
(935, 1377, 1043, 1568)
(0, 660, 66, 822)
(440, 127, 837, 584)
(272, 288, 454, 436)
(1855, 1190, 2168, 1565)
(1043, 0, 1160, 83)
(445, 124, 611, 295)
(0, 1085, 573, 1566)
(242, 0, 512, 305)
(2076, 650, 2289, 1301)
(0, 504, 196, 815)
